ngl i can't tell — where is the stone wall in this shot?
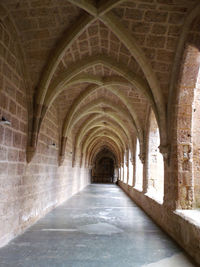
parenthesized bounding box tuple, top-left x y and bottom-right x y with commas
(0, 20, 90, 247)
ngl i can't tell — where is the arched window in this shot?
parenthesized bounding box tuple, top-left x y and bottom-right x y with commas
(147, 110, 164, 203)
(128, 150, 133, 186)
(135, 139, 143, 191)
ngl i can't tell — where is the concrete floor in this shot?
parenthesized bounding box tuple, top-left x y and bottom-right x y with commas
(0, 184, 196, 267)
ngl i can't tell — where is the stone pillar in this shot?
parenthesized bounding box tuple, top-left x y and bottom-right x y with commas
(159, 144, 173, 207)
(121, 162, 124, 182)
(125, 150, 129, 184)
(114, 165, 119, 182)
(129, 156, 135, 187)
(119, 165, 121, 180)
(139, 152, 145, 164)
(139, 152, 147, 193)
(131, 156, 136, 187)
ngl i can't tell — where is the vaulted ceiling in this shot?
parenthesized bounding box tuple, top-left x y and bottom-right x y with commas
(1, 0, 199, 166)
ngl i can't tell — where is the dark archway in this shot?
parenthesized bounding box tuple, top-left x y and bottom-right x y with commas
(91, 149, 116, 183)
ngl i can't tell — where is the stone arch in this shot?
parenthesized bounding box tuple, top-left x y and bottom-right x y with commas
(146, 109, 164, 203)
(91, 147, 117, 183)
(63, 110, 133, 166)
(77, 122, 129, 148)
(90, 143, 120, 168)
(82, 128, 126, 157)
(35, 0, 126, 103)
(167, 3, 200, 130)
(93, 149, 117, 168)
(91, 146, 117, 166)
(86, 136, 122, 167)
(85, 133, 124, 158)
(66, 97, 137, 139)
(38, 55, 153, 136)
(65, 1, 167, 144)
(174, 42, 200, 209)
(29, 61, 150, 162)
(45, 56, 153, 107)
(71, 114, 132, 167)
(166, 4, 200, 210)
(27, 0, 169, 165)
(79, 126, 127, 158)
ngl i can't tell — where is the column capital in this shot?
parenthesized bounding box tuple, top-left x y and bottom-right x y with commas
(139, 153, 145, 164)
(130, 156, 135, 164)
(159, 144, 170, 160)
(26, 146, 36, 163)
(59, 154, 65, 166)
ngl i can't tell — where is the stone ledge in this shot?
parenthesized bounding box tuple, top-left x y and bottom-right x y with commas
(174, 209, 200, 228)
(133, 186, 143, 192)
(145, 191, 164, 205)
(121, 182, 163, 205)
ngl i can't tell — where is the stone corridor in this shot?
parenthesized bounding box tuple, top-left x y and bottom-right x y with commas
(1, 0, 200, 264)
(0, 184, 195, 267)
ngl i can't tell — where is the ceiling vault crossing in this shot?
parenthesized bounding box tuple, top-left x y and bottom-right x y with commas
(11, 0, 194, 168)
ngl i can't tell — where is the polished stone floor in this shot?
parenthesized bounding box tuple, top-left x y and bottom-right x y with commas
(0, 184, 196, 267)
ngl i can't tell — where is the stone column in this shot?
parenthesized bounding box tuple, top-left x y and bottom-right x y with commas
(139, 152, 147, 193)
(121, 162, 124, 182)
(129, 156, 135, 187)
(125, 150, 129, 184)
(131, 156, 136, 187)
(159, 144, 173, 208)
